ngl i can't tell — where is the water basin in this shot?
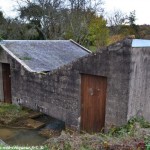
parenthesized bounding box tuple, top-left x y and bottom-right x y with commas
(0, 114, 65, 146)
(0, 127, 47, 146)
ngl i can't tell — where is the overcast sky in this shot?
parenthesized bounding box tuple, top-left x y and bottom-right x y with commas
(0, 0, 150, 25)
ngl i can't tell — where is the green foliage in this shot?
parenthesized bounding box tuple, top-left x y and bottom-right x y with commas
(1, 1, 150, 48)
(0, 103, 21, 113)
(127, 11, 139, 37)
(146, 144, 150, 150)
(20, 4, 43, 20)
(145, 135, 150, 145)
(41, 116, 150, 149)
(128, 10, 136, 26)
(108, 10, 140, 39)
(129, 116, 150, 128)
(80, 146, 92, 150)
(87, 16, 109, 49)
(63, 142, 72, 150)
(89, 46, 96, 52)
(108, 116, 150, 137)
(0, 36, 3, 41)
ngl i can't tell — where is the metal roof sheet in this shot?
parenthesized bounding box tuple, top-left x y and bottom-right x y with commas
(132, 39, 150, 47)
(0, 40, 89, 72)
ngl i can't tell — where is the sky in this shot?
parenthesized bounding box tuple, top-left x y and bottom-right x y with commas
(0, 0, 150, 25)
(104, 0, 150, 25)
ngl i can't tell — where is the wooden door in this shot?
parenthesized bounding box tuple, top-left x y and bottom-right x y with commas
(81, 74, 107, 133)
(2, 63, 12, 103)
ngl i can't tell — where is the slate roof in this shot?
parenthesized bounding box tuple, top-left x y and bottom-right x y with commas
(0, 40, 90, 72)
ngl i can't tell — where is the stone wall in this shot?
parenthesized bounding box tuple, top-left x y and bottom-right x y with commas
(9, 39, 131, 129)
(72, 39, 131, 128)
(0, 47, 9, 64)
(10, 61, 81, 128)
(0, 39, 132, 129)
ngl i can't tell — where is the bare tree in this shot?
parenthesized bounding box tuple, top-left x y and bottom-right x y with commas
(106, 10, 127, 35)
(107, 10, 126, 26)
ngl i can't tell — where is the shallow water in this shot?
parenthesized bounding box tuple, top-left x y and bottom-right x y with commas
(0, 115, 65, 146)
(35, 115, 65, 131)
(0, 127, 47, 146)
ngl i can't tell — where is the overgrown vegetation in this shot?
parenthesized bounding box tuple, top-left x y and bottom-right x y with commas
(45, 117, 150, 150)
(0, 103, 28, 125)
(108, 117, 150, 137)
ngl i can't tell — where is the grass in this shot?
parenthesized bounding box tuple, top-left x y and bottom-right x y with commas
(19, 56, 32, 60)
(88, 46, 97, 52)
(0, 102, 28, 125)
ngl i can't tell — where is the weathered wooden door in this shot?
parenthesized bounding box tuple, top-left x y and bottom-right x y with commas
(2, 63, 12, 103)
(81, 74, 107, 133)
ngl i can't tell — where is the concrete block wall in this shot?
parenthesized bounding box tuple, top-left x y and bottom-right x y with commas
(128, 47, 150, 122)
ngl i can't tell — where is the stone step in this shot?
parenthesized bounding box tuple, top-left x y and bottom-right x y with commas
(25, 119, 45, 129)
(29, 112, 43, 119)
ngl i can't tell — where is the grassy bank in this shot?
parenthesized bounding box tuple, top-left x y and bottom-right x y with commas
(0, 102, 28, 125)
(45, 117, 150, 150)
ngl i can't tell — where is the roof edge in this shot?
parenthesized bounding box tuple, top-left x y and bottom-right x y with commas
(0, 45, 35, 72)
(70, 39, 92, 53)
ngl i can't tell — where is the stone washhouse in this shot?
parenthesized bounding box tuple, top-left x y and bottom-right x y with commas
(0, 38, 150, 133)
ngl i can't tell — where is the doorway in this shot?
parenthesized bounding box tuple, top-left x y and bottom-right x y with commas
(2, 63, 12, 103)
(81, 74, 107, 133)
